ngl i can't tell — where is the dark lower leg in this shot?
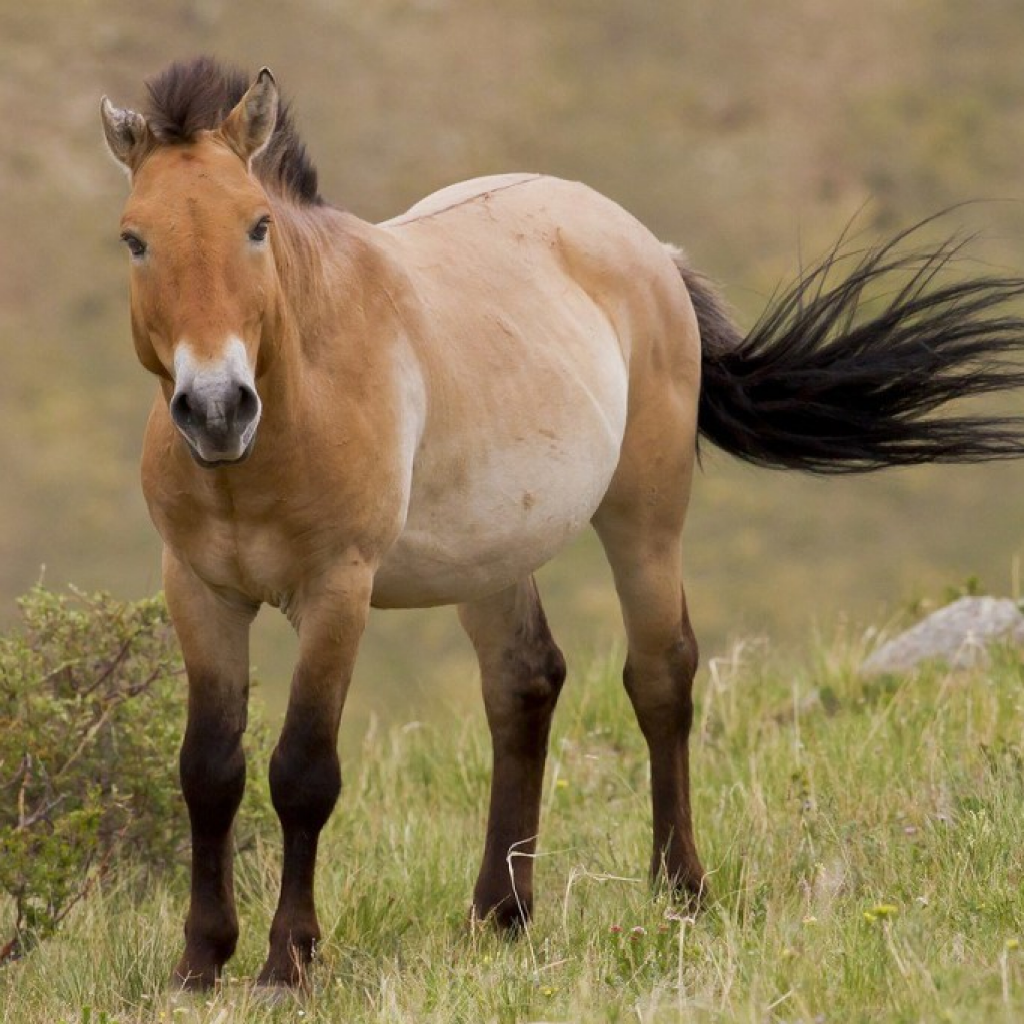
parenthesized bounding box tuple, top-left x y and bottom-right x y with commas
(625, 625, 705, 899)
(175, 719, 246, 989)
(257, 714, 341, 986)
(461, 583, 566, 930)
(474, 655, 565, 927)
(645, 722, 703, 895)
(254, 574, 369, 988)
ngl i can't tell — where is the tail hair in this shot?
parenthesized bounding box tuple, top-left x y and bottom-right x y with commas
(674, 223, 1024, 473)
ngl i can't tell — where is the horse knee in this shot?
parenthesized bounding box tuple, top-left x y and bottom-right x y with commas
(268, 731, 341, 834)
(179, 723, 246, 836)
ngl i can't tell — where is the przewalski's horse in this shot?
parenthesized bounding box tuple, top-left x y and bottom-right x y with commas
(101, 58, 1024, 989)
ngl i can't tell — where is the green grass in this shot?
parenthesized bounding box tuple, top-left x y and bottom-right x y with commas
(3, 636, 1024, 1022)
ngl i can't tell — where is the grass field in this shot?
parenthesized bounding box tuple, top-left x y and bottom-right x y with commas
(3, 627, 1023, 1023)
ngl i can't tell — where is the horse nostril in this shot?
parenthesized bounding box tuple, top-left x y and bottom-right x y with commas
(170, 390, 193, 430)
(236, 384, 260, 425)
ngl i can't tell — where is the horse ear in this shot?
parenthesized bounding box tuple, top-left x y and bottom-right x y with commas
(219, 68, 278, 163)
(100, 97, 152, 173)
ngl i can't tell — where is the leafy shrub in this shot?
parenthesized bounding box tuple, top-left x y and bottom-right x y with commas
(0, 587, 274, 960)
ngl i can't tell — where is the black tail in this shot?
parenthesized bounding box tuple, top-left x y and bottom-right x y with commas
(677, 225, 1024, 473)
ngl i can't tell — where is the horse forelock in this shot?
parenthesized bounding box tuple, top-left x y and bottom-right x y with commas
(143, 56, 323, 206)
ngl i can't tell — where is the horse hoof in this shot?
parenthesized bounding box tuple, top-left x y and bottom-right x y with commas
(663, 869, 709, 912)
(470, 897, 532, 936)
(251, 981, 304, 1006)
(171, 961, 218, 992)
(256, 956, 312, 993)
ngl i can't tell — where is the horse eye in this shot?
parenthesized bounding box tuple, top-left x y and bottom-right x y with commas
(120, 232, 147, 259)
(249, 216, 271, 243)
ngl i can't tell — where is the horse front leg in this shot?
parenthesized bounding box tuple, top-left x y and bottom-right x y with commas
(164, 551, 257, 990)
(257, 564, 373, 989)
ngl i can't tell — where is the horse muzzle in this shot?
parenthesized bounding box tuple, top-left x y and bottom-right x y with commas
(169, 378, 262, 468)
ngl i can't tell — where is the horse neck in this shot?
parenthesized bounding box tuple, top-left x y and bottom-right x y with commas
(250, 198, 409, 468)
(266, 196, 412, 374)
(258, 201, 370, 406)
(270, 200, 380, 344)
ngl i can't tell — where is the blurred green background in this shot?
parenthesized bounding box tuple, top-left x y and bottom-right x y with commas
(3, 0, 1024, 729)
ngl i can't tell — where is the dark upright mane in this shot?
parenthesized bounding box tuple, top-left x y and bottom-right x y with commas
(143, 56, 322, 206)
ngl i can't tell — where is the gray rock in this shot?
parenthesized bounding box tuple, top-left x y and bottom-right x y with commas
(860, 596, 1024, 676)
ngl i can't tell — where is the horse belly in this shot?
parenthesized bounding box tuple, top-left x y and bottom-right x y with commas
(372, 395, 625, 609)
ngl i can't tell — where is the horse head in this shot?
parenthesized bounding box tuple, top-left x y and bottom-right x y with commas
(101, 69, 280, 467)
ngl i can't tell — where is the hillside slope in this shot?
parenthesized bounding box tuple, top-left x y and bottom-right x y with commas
(3, 0, 1024, 720)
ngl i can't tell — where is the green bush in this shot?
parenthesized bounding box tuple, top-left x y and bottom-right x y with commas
(0, 587, 274, 960)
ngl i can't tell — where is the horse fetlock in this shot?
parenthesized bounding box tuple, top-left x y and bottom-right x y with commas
(182, 906, 239, 964)
(172, 958, 220, 992)
(472, 884, 533, 934)
(173, 924, 237, 992)
(258, 923, 320, 988)
(662, 865, 709, 912)
(653, 838, 707, 906)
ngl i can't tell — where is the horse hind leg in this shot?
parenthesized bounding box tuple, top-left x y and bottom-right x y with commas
(458, 576, 566, 930)
(594, 508, 705, 898)
(592, 392, 706, 899)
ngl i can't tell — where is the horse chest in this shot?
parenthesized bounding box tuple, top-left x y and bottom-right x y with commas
(170, 509, 302, 607)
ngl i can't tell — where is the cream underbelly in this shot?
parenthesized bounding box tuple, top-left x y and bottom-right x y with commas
(371, 400, 626, 609)
(372, 452, 619, 607)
